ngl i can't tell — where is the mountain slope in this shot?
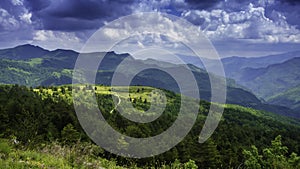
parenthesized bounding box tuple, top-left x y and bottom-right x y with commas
(189, 51, 300, 114)
(237, 57, 300, 99)
(268, 85, 300, 111)
(0, 44, 298, 118)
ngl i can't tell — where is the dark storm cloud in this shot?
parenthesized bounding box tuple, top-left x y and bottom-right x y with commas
(41, 17, 100, 31)
(24, 0, 51, 12)
(284, 0, 300, 5)
(5, 0, 298, 32)
(184, 0, 219, 9)
(49, 0, 133, 20)
(271, 0, 300, 29)
(21, 0, 233, 31)
(24, 0, 135, 31)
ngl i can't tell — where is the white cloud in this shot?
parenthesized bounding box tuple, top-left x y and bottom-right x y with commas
(133, 0, 171, 13)
(103, 28, 130, 39)
(33, 30, 82, 50)
(132, 0, 187, 14)
(11, 0, 23, 6)
(33, 30, 49, 41)
(182, 3, 300, 43)
(89, 13, 197, 47)
(20, 12, 32, 24)
(81, 12, 215, 60)
(33, 30, 80, 42)
(257, 0, 275, 6)
(0, 8, 19, 30)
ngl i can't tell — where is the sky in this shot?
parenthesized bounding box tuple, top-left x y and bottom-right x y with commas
(0, 0, 300, 57)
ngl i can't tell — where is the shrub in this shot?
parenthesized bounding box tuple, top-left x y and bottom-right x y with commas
(0, 140, 11, 159)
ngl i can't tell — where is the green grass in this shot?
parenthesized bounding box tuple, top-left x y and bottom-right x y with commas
(105, 86, 164, 103)
(27, 58, 43, 66)
(0, 140, 70, 169)
(0, 138, 197, 169)
(34, 85, 167, 110)
(0, 139, 128, 169)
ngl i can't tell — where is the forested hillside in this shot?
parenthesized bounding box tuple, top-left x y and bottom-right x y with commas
(0, 85, 299, 168)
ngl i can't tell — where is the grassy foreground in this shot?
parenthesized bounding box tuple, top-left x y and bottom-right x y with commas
(0, 138, 199, 169)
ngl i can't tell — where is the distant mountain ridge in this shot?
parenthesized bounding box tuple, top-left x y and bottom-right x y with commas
(181, 50, 300, 113)
(268, 85, 300, 112)
(222, 50, 300, 70)
(0, 44, 50, 60)
(0, 44, 298, 118)
(178, 50, 300, 75)
(237, 57, 300, 99)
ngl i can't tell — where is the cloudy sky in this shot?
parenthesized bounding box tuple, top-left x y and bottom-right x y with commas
(0, 0, 299, 57)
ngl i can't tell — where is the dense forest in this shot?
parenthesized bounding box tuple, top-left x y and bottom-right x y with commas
(0, 84, 299, 168)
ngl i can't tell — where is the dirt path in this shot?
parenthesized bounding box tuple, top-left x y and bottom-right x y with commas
(110, 92, 121, 114)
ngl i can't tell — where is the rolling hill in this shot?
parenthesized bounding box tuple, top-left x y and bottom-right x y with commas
(0, 44, 298, 118)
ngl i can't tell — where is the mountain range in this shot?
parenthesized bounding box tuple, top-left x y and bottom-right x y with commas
(222, 52, 300, 113)
(0, 44, 299, 118)
(182, 51, 300, 113)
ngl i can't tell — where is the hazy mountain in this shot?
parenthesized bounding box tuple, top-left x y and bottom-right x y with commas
(268, 85, 300, 112)
(155, 51, 300, 87)
(221, 51, 300, 78)
(178, 51, 300, 77)
(0, 44, 298, 118)
(180, 51, 300, 113)
(236, 57, 300, 99)
(218, 55, 300, 112)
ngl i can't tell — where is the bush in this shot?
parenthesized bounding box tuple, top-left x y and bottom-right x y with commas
(184, 159, 198, 169)
(61, 124, 81, 145)
(243, 135, 300, 169)
(0, 140, 11, 159)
